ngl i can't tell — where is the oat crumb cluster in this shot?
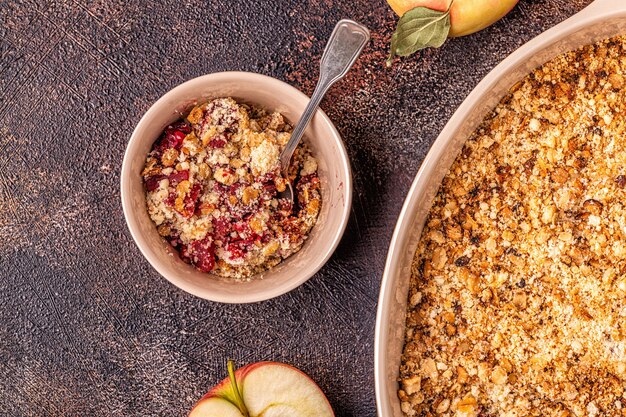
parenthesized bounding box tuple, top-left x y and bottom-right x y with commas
(142, 97, 321, 279)
(400, 36, 626, 416)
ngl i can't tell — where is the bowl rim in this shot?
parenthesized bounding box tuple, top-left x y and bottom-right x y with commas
(120, 71, 353, 303)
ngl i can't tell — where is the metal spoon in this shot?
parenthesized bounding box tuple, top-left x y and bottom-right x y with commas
(278, 19, 370, 203)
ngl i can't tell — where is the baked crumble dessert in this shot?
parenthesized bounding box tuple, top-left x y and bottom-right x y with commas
(142, 98, 321, 279)
(399, 36, 626, 416)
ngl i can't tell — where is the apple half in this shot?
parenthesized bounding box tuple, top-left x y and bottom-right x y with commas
(387, 0, 519, 38)
(386, 0, 519, 64)
(189, 361, 335, 417)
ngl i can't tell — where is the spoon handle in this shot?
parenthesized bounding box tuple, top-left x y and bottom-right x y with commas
(280, 19, 370, 175)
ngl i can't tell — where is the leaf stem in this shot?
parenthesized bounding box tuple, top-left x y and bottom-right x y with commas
(228, 360, 250, 417)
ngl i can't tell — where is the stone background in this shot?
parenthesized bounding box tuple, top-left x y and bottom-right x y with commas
(0, 0, 591, 415)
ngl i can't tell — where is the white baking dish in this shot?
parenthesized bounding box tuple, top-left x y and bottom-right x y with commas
(374, 0, 626, 415)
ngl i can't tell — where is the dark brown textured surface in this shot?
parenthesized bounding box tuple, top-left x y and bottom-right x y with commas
(0, 0, 591, 415)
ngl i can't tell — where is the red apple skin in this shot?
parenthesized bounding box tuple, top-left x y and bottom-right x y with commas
(192, 363, 255, 403)
(188, 374, 232, 417)
(387, 0, 519, 37)
(189, 367, 245, 416)
(188, 361, 335, 417)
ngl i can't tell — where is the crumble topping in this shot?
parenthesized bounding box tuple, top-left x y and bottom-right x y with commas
(400, 36, 626, 416)
(142, 97, 321, 279)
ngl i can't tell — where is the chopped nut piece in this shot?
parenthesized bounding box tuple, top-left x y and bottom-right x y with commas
(446, 223, 463, 240)
(491, 366, 508, 385)
(466, 272, 480, 294)
(230, 158, 245, 169)
(398, 390, 409, 402)
(197, 163, 211, 180)
(551, 167, 569, 183)
(262, 240, 280, 257)
(422, 358, 438, 380)
(214, 167, 236, 185)
(174, 180, 192, 216)
(275, 176, 287, 192)
(142, 157, 160, 177)
(402, 375, 421, 395)
(157, 224, 171, 237)
(240, 146, 251, 161)
(307, 198, 320, 216)
(609, 73, 624, 88)
(582, 198, 603, 214)
(242, 187, 260, 205)
(249, 216, 263, 234)
(161, 148, 178, 167)
(181, 132, 201, 155)
(199, 202, 215, 215)
(512, 292, 527, 310)
(457, 366, 468, 384)
(431, 247, 448, 270)
(457, 396, 477, 415)
(186, 106, 204, 124)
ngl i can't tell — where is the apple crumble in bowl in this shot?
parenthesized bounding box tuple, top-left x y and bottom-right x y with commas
(143, 98, 321, 279)
(398, 34, 626, 417)
(121, 72, 351, 303)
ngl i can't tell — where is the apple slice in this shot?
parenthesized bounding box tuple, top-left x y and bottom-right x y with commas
(189, 361, 334, 417)
(241, 362, 334, 417)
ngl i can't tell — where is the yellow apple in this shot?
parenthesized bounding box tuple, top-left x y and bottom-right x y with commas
(387, 0, 519, 37)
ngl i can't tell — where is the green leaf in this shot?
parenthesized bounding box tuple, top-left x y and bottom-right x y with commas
(227, 360, 250, 417)
(387, 5, 452, 65)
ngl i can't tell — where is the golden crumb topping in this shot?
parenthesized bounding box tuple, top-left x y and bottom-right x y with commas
(400, 36, 626, 417)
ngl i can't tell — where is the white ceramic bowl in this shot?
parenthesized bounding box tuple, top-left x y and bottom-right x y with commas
(121, 72, 352, 303)
(375, 0, 626, 415)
